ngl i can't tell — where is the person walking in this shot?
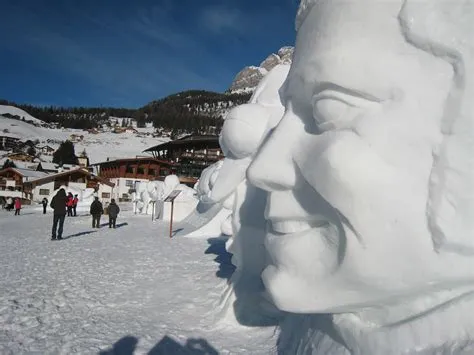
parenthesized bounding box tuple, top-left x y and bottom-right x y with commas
(72, 194, 79, 216)
(90, 196, 103, 228)
(6, 197, 13, 211)
(50, 188, 67, 240)
(107, 199, 120, 228)
(14, 198, 21, 215)
(41, 197, 48, 214)
(66, 192, 74, 217)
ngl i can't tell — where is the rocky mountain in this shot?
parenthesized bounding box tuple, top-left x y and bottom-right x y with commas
(228, 46, 294, 93)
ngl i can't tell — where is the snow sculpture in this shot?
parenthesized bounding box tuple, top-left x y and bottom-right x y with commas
(172, 161, 232, 239)
(131, 175, 197, 222)
(246, 1, 474, 353)
(207, 64, 290, 325)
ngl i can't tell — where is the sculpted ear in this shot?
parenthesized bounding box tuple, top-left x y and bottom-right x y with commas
(400, 0, 474, 252)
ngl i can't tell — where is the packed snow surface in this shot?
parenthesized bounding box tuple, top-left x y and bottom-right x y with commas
(0, 206, 276, 354)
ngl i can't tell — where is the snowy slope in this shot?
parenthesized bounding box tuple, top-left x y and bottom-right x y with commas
(0, 105, 45, 124)
(0, 116, 168, 164)
(0, 207, 277, 354)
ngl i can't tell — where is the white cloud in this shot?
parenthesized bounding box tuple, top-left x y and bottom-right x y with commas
(199, 5, 246, 35)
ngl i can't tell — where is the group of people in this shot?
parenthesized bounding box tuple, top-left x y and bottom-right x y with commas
(66, 193, 79, 216)
(50, 188, 120, 240)
(1, 197, 22, 215)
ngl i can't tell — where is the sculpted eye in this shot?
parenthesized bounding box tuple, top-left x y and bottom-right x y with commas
(311, 90, 381, 132)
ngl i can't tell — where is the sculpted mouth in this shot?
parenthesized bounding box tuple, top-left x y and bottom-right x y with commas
(270, 219, 329, 234)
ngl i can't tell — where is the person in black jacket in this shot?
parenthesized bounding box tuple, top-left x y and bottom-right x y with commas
(50, 188, 67, 240)
(107, 199, 120, 228)
(90, 196, 104, 228)
(41, 197, 48, 214)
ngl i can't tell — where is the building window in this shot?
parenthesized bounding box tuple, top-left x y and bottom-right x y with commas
(125, 180, 134, 187)
(148, 168, 155, 176)
(159, 169, 169, 177)
(102, 192, 110, 198)
(137, 166, 145, 174)
(39, 189, 50, 195)
(126, 165, 134, 174)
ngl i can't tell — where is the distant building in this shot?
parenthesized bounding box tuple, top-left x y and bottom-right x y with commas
(37, 145, 55, 156)
(6, 152, 35, 162)
(77, 156, 90, 168)
(143, 134, 223, 186)
(0, 135, 20, 151)
(91, 157, 173, 201)
(23, 168, 115, 203)
(69, 134, 84, 142)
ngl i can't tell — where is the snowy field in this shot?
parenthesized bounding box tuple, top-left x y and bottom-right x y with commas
(0, 206, 277, 354)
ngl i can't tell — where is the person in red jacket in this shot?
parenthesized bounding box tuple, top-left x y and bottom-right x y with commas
(72, 194, 79, 216)
(14, 198, 21, 215)
(66, 192, 74, 217)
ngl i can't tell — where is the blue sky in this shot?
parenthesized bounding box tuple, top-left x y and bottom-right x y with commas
(0, 0, 298, 108)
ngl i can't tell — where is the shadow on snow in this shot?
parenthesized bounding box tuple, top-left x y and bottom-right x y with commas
(62, 230, 98, 239)
(205, 237, 235, 281)
(99, 335, 219, 355)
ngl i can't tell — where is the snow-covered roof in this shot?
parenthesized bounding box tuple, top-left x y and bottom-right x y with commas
(25, 168, 115, 187)
(9, 161, 39, 170)
(39, 162, 58, 171)
(11, 168, 50, 180)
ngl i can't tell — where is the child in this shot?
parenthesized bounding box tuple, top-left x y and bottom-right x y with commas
(107, 199, 120, 228)
(66, 192, 74, 216)
(72, 194, 79, 216)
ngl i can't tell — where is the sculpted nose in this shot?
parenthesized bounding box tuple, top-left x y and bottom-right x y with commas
(247, 116, 298, 191)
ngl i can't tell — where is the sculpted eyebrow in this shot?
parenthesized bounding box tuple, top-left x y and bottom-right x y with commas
(313, 82, 383, 103)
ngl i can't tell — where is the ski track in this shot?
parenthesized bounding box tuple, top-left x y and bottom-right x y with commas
(0, 207, 276, 354)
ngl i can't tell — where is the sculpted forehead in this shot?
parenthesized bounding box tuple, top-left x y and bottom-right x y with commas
(288, 1, 407, 105)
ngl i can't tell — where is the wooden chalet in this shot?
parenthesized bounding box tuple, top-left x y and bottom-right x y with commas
(0, 167, 49, 202)
(92, 157, 173, 180)
(23, 168, 115, 202)
(143, 135, 223, 185)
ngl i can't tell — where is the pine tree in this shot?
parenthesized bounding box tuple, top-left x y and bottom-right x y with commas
(26, 146, 36, 156)
(2, 159, 16, 169)
(52, 141, 78, 165)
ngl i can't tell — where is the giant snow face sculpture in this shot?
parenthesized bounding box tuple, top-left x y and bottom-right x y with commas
(248, 0, 474, 352)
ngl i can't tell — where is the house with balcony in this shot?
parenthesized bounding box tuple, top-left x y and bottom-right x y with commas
(0, 135, 20, 151)
(23, 168, 115, 203)
(91, 157, 173, 201)
(36, 145, 55, 156)
(143, 134, 223, 186)
(0, 167, 50, 202)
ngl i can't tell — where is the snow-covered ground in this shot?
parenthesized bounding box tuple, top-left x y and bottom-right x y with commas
(0, 106, 45, 125)
(0, 205, 277, 354)
(0, 116, 167, 164)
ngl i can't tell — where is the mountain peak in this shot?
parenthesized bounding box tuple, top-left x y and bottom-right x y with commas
(228, 46, 294, 93)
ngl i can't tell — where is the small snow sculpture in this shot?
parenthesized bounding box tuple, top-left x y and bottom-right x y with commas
(131, 175, 197, 221)
(247, 1, 474, 353)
